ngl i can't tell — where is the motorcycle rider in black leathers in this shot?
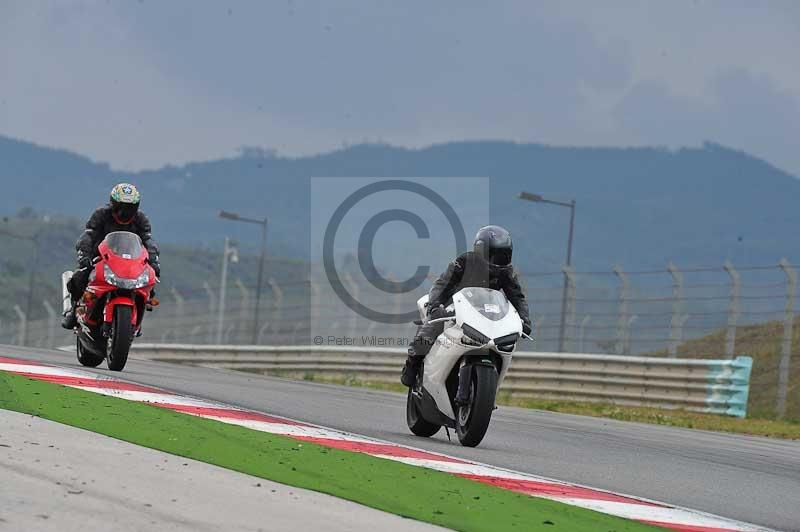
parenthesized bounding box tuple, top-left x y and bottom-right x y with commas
(61, 183, 160, 329)
(401, 225, 532, 387)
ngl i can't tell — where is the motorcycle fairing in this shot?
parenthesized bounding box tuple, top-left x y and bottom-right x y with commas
(419, 288, 520, 420)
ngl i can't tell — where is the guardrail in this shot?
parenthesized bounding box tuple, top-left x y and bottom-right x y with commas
(130, 344, 753, 418)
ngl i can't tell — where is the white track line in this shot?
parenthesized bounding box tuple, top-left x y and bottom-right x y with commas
(0, 357, 770, 532)
(198, 416, 380, 442)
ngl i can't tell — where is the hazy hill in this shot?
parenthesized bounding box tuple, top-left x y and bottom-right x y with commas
(2, 135, 799, 274)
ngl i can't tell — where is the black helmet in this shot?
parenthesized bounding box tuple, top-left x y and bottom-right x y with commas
(109, 183, 141, 224)
(473, 225, 513, 266)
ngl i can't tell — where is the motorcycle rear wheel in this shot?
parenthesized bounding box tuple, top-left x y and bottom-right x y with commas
(76, 336, 104, 367)
(456, 365, 498, 447)
(406, 389, 440, 437)
(107, 306, 133, 371)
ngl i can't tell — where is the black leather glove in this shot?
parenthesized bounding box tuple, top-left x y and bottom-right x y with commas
(428, 304, 447, 320)
(522, 319, 532, 337)
(77, 252, 92, 270)
(148, 255, 161, 277)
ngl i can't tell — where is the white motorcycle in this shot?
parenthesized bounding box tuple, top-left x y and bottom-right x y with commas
(406, 287, 529, 447)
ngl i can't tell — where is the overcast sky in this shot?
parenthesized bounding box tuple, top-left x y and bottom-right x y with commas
(1, 1, 799, 175)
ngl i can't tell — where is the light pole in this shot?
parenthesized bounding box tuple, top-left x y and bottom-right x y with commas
(218, 211, 268, 344)
(517, 191, 576, 352)
(216, 237, 238, 344)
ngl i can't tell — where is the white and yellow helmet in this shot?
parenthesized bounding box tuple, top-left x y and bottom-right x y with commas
(109, 183, 141, 224)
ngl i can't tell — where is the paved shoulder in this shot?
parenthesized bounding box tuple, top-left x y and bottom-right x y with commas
(0, 410, 442, 532)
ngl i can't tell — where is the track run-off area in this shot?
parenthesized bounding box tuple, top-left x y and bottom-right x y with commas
(1, 345, 798, 531)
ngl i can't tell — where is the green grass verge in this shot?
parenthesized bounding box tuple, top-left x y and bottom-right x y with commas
(0, 372, 660, 532)
(501, 396, 800, 440)
(659, 318, 800, 420)
(262, 371, 800, 440)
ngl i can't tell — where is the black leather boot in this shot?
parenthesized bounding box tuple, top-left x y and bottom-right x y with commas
(401, 356, 422, 387)
(61, 308, 77, 330)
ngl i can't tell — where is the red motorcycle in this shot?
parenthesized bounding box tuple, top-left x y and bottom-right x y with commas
(64, 231, 158, 371)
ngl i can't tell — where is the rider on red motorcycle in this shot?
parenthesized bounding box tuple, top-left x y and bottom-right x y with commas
(62, 183, 160, 329)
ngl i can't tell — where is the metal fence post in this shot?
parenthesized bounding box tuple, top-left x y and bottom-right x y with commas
(671, 314, 689, 356)
(223, 324, 236, 344)
(202, 282, 216, 343)
(343, 273, 359, 339)
(387, 273, 403, 341)
(170, 286, 184, 321)
(531, 316, 543, 351)
(578, 316, 590, 353)
(203, 282, 216, 314)
(519, 273, 531, 344)
(614, 266, 630, 356)
(258, 322, 271, 344)
(235, 279, 249, 344)
(216, 237, 234, 345)
(723, 260, 741, 358)
(13, 304, 27, 346)
(562, 266, 577, 352)
(292, 322, 303, 344)
(42, 300, 57, 349)
(777, 258, 796, 418)
(309, 275, 320, 345)
(268, 278, 283, 308)
(667, 262, 684, 357)
(268, 278, 283, 344)
(625, 315, 638, 355)
(170, 286, 185, 323)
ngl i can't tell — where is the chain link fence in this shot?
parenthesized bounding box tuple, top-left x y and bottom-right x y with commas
(2, 259, 797, 418)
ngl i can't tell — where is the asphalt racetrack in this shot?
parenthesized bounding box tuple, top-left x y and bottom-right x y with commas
(4, 346, 799, 531)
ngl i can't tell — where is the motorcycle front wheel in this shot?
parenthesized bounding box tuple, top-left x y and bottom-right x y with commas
(107, 305, 133, 371)
(456, 364, 498, 447)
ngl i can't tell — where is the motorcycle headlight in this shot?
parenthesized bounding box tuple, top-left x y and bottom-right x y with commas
(461, 324, 490, 346)
(133, 269, 150, 288)
(103, 263, 119, 286)
(104, 264, 150, 289)
(461, 334, 483, 347)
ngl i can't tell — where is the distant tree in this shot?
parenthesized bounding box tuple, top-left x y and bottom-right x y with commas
(16, 206, 37, 219)
(237, 146, 277, 159)
(3, 259, 25, 277)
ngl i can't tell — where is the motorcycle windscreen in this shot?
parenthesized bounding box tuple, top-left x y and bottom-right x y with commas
(459, 287, 510, 321)
(103, 231, 144, 259)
